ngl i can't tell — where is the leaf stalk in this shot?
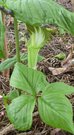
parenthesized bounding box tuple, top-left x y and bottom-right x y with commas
(14, 17, 20, 62)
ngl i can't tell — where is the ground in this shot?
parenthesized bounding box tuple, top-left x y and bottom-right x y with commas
(0, 0, 74, 135)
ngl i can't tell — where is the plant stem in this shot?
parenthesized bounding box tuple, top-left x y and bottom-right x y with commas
(14, 17, 20, 62)
(28, 47, 39, 69)
(1, 11, 9, 78)
(1, 11, 8, 59)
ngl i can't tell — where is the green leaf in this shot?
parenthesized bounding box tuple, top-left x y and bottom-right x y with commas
(38, 94, 74, 134)
(55, 53, 66, 60)
(4, 89, 19, 101)
(6, 95, 35, 131)
(10, 62, 48, 96)
(0, 57, 16, 72)
(3, 89, 19, 106)
(37, 54, 44, 62)
(20, 53, 44, 63)
(42, 82, 74, 95)
(0, 0, 6, 5)
(21, 52, 44, 63)
(0, 0, 4, 5)
(0, 53, 29, 72)
(5, 0, 74, 35)
(0, 11, 5, 58)
(0, 53, 44, 72)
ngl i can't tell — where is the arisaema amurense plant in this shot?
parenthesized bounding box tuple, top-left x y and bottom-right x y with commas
(0, 0, 74, 134)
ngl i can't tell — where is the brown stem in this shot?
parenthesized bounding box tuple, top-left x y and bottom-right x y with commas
(1, 12, 9, 79)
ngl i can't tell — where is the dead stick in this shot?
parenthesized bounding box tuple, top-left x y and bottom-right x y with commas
(0, 124, 15, 135)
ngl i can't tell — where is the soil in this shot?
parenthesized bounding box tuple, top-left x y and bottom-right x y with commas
(0, 0, 74, 135)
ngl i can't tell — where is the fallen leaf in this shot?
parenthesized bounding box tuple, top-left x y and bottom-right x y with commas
(49, 67, 67, 75)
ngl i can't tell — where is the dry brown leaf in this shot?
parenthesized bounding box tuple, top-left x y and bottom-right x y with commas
(50, 128, 61, 135)
(62, 59, 74, 68)
(49, 58, 74, 75)
(48, 67, 67, 75)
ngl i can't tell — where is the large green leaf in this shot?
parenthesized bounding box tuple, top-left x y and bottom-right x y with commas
(6, 95, 35, 131)
(0, 0, 3, 5)
(0, 53, 27, 72)
(43, 82, 74, 95)
(0, 11, 5, 58)
(0, 53, 44, 72)
(5, 0, 74, 35)
(10, 62, 48, 96)
(38, 93, 74, 134)
(0, 0, 5, 5)
(0, 57, 16, 72)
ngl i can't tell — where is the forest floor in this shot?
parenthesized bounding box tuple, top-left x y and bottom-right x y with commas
(0, 0, 74, 135)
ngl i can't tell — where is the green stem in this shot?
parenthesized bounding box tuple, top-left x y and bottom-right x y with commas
(14, 17, 20, 62)
(28, 47, 39, 69)
(1, 11, 7, 59)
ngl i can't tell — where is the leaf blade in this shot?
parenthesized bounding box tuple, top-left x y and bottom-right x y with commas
(6, 95, 35, 131)
(42, 82, 74, 96)
(38, 94, 74, 134)
(5, 0, 74, 35)
(10, 62, 48, 96)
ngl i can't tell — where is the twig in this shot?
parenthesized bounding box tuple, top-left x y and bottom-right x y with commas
(17, 131, 33, 135)
(0, 124, 15, 135)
